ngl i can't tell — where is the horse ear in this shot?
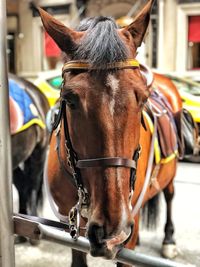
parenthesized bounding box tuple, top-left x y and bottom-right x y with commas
(122, 0, 154, 49)
(37, 7, 84, 55)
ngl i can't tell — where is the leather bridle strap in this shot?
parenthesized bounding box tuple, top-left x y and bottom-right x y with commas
(62, 101, 83, 189)
(77, 157, 136, 169)
(54, 100, 140, 191)
(56, 59, 141, 191)
(62, 59, 140, 75)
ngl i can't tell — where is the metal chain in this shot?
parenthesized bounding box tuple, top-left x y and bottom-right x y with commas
(64, 136, 89, 240)
(65, 140, 74, 170)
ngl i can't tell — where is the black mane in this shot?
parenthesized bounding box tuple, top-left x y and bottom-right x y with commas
(73, 16, 128, 67)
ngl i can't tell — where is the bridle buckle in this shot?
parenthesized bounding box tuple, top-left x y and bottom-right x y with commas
(68, 187, 89, 240)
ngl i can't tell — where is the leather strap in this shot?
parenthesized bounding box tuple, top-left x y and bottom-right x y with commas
(77, 157, 136, 169)
(53, 100, 140, 192)
(132, 103, 158, 217)
(53, 59, 142, 192)
(62, 59, 140, 75)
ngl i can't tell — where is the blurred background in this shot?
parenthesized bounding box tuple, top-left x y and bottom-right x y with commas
(6, 0, 200, 76)
(6, 0, 200, 128)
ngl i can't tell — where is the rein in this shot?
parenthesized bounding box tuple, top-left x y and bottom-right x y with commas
(50, 59, 142, 239)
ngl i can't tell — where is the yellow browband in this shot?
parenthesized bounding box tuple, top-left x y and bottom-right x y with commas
(62, 59, 140, 74)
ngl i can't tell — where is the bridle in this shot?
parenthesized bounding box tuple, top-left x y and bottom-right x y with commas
(52, 59, 142, 239)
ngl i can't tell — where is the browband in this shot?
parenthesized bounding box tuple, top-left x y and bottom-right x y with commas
(62, 59, 140, 75)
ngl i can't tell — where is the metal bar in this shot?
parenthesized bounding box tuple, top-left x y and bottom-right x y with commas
(116, 250, 192, 267)
(0, 0, 15, 266)
(14, 216, 191, 267)
(36, 224, 189, 267)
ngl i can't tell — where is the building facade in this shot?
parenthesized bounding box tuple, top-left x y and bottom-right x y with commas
(6, 0, 200, 78)
(85, 0, 200, 76)
(7, 0, 78, 76)
(157, 0, 200, 78)
(176, 0, 200, 76)
(85, 0, 155, 67)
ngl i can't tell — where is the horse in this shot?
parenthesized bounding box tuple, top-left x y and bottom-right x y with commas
(153, 72, 200, 158)
(9, 73, 49, 242)
(38, 1, 178, 266)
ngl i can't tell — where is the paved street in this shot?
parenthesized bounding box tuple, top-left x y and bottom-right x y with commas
(14, 161, 200, 267)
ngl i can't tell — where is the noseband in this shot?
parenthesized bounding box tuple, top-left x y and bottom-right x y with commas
(53, 59, 141, 239)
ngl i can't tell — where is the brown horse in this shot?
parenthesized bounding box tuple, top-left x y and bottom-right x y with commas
(38, 1, 178, 266)
(9, 74, 49, 243)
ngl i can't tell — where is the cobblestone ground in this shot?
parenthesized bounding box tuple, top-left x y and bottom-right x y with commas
(15, 162, 200, 267)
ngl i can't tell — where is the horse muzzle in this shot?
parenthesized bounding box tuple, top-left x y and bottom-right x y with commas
(87, 222, 133, 259)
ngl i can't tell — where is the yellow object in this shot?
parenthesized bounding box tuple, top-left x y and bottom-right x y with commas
(116, 16, 134, 27)
(160, 151, 178, 164)
(167, 75, 200, 123)
(181, 92, 200, 123)
(15, 118, 46, 134)
(62, 59, 140, 73)
(143, 111, 161, 164)
(35, 80, 60, 107)
(143, 111, 178, 164)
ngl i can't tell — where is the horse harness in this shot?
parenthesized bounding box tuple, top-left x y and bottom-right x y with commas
(52, 59, 142, 239)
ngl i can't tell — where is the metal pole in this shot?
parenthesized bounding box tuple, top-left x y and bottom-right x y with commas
(38, 224, 190, 267)
(157, 0, 165, 70)
(0, 0, 15, 266)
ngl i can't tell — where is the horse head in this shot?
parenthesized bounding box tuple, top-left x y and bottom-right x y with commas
(38, 0, 154, 259)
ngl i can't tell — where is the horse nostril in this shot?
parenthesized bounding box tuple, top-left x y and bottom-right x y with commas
(88, 223, 105, 245)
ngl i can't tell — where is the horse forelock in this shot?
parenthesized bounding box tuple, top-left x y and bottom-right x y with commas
(73, 16, 128, 67)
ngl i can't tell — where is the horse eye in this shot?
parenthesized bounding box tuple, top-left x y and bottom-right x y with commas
(63, 92, 79, 110)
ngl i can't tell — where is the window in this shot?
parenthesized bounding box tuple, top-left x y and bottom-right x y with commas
(188, 16, 200, 70)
